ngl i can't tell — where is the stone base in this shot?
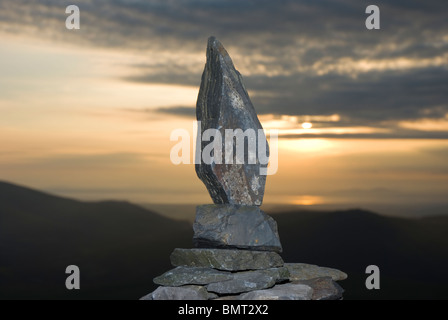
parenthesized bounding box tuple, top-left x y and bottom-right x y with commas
(193, 204, 282, 253)
(170, 248, 283, 271)
(141, 248, 347, 300)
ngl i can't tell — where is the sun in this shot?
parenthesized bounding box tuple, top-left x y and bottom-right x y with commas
(301, 122, 313, 129)
(290, 195, 324, 206)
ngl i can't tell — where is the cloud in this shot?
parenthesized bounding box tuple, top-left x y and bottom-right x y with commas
(124, 71, 200, 88)
(28, 152, 152, 169)
(248, 67, 448, 122)
(1, 0, 447, 137)
(279, 131, 448, 140)
(2, 1, 446, 51)
(121, 106, 196, 119)
(153, 106, 196, 117)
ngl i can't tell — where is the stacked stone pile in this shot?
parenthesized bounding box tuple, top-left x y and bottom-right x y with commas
(141, 37, 347, 300)
(142, 247, 346, 300)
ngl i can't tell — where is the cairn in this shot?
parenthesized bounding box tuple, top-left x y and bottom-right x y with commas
(141, 37, 346, 300)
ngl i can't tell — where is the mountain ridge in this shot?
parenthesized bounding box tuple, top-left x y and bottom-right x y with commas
(1, 180, 447, 299)
(0, 180, 192, 299)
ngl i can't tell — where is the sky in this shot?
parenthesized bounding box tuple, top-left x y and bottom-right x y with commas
(0, 0, 447, 217)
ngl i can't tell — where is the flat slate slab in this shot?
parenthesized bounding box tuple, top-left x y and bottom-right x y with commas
(206, 270, 276, 294)
(170, 248, 284, 271)
(293, 277, 344, 300)
(193, 204, 282, 252)
(206, 267, 289, 295)
(153, 266, 233, 287)
(285, 263, 348, 281)
(141, 285, 209, 300)
(238, 283, 313, 300)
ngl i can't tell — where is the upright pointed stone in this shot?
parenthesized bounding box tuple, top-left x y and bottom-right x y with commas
(195, 36, 269, 206)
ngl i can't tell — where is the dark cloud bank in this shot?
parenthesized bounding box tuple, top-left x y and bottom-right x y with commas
(1, 0, 447, 137)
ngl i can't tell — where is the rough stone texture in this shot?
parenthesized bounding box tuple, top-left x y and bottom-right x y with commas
(195, 36, 269, 206)
(293, 277, 344, 300)
(139, 292, 153, 300)
(267, 266, 290, 283)
(193, 204, 282, 252)
(213, 295, 241, 300)
(239, 283, 313, 300)
(285, 263, 348, 281)
(153, 266, 233, 287)
(140, 37, 348, 302)
(206, 270, 276, 294)
(206, 267, 289, 295)
(170, 248, 284, 271)
(143, 285, 209, 300)
(207, 291, 219, 300)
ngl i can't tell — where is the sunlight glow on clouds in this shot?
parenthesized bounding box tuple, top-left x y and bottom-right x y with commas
(260, 114, 390, 137)
(312, 54, 448, 77)
(0, 0, 447, 211)
(399, 115, 448, 132)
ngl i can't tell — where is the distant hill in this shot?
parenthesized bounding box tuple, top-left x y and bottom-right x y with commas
(275, 209, 448, 299)
(1, 181, 447, 299)
(0, 181, 192, 299)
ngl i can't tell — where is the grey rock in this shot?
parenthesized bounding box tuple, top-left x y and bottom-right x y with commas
(153, 266, 233, 286)
(195, 36, 269, 206)
(239, 283, 313, 300)
(145, 285, 209, 300)
(170, 248, 283, 271)
(193, 204, 282, 252)
(293, 277, 344, 300)
(266, 266, 290, 283)
(139, 292, 153, 300)
(213, 295, 241, 300)
(206, 270, 275, 294)
(206, 267, 289, 295)
(207, 291, 219, 300)
(285, 263, 348, 281)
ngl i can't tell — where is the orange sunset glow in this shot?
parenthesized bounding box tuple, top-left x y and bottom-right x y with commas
(0, 1, 447, 218)
(2, 0, 448, 302)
